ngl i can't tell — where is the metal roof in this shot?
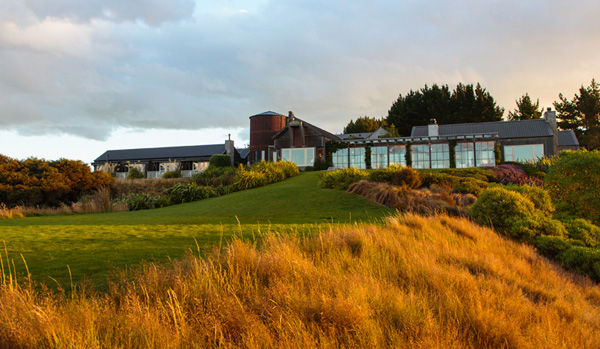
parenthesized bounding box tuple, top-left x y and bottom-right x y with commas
(237, 148, 250, 159)
(337, 132, 373, 140)
(93, 144, 227, 164)
(411, 119, 554, 139)
(558, 130, 580, 146)
(249, 111, 286, 118)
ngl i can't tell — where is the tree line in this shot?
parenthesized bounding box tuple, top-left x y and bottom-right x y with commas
(343, 80, 599, 150)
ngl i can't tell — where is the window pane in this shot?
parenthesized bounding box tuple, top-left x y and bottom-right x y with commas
(371, 146, 388, 169)
(291, 149, 305, 165)
(306, 148, 315, 166)
(476, 141, 495, 166)
(349, 147, 366, 169)
(389, 145, 406, 166)
(456, 142, 474, 168)
(413, 144, 430, 169)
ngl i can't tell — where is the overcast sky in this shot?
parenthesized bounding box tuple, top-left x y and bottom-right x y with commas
(1, 0, 599, 164)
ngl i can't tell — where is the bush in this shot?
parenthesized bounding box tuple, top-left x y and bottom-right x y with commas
(505, 215, 567, 241)
(534, 235, 572, 259)
(209, 154, 232, 168)
(562, 219, 600, 248)
(125, 193, 156, 211)
(162, 170, 182, 179)
(368, 165, 402, 183)
(559, 246, 600, 282)
(191, 166, 237, 187)
(164, 183, 215, 204)
(490, 164, 543, 187)
(392, 167, 422, 189)
(469, 187, 537, 236)
(419, 170, 488, 195)
(235, 170, 268, 191)
(544, 150, 600, 225)
(503, 185, 554, 215)
(319, 168, 368, 190)
(127, 167, 145, 179)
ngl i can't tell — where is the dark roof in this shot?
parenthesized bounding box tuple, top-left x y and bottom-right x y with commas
(558, 130, 579, 146)
(337, 132, 373, 140)
(237, 148, 250, 159)
(93, 144, 226, 164)
(411, 119, 554, 139)
(249, 111, 286, 118)
(272, 117, 342, 141)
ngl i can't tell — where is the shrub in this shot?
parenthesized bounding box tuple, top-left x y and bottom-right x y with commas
(164, 183, 215, 204)
(469, 187, 537, 236)
(368, 165, 402, 183)
(505, 215, 567, 241)
(562, 219, 600, 248)
(235, 170, 268, 191)
(126, 167, 145, 179)
(490, 164, 543, 187)
(125, 193, 156, 211)
(319, 168, 368, 190)
(391, 167, 421, 189)
(534, 235, 572, 259)
(191, 166, 237, 187)
(559, 246, 600, 282)
(544, 150, 600, 225)
(162, 170, 182, 179)
(504, 185, 554, 215)
(209, 154, 232, 168)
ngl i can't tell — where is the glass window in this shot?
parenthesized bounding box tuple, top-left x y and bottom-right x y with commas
(332, 148, 349, 168)
(389, 145, 406, 166)
(281, 148, 315, 167)
(476, 141, 495, 166)
(456, 142, 475, 168)
(261, 150, 265, 161)
(413, 144, 430, 169)
(504, 144, 544, 163)
(430, 143, 450, 169)
(349, 147, 366, 169)
(371, 146, 388, 169)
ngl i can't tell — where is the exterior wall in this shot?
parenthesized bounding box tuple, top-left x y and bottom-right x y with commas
(249, 113, 287, 163)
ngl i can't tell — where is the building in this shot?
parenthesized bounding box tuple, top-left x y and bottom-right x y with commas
(92, 139, 244, 178)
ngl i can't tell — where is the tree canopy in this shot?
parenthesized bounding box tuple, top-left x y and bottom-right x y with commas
(508, 93, 542, 121)
(554, 79, 600, 150)
(343, 116, 387, 134)
(386, 83, 504, 136)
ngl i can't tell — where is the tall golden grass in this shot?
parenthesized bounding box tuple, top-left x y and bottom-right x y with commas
(1, 214, 599, 347)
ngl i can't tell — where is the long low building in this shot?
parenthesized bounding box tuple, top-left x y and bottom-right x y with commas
(92, 140, 245, 178)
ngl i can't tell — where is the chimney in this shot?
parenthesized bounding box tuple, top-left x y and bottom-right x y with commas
(427, 119, 439, 137)
(544, 107, 558, 155)
(225, 138, 235, 167)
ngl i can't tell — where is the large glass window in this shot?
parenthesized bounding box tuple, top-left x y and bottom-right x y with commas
(412, 144, 430, 169)
(282, 148, 315, 166)
(371, 146, 388, 169)
(430, 143, 450, 169)
(475, 141, 496, 166)
(332, 148, 349, 168)
(456, 142, 475, 168)
(389, 145, 406, 166)
(349, 147, 366, 169)
(504, 144, 544, 163)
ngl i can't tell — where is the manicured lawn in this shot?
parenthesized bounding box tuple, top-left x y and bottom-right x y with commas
(0, 172, 393, 289)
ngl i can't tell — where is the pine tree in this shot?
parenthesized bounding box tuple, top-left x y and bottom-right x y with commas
(508, 93, 542, 120)
(554, 79, 600, 150)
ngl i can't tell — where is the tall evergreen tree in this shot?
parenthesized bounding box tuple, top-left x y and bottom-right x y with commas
(508, 93, 542, 120)
(554, 79, 600, 150)
(343, 116, 386, 134)
(386, 83, 504, 136)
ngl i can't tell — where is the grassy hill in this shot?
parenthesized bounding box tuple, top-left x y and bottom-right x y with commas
(0, 172, 394, 288)
(1, 213, 598, 347)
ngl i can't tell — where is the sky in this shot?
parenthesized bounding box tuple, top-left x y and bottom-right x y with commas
(1, 0, 599, 165)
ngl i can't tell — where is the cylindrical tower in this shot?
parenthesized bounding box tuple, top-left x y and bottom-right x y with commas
(249, 111, 287, 163)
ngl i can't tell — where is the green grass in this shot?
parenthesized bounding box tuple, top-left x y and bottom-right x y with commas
(0, 172, 393, 289)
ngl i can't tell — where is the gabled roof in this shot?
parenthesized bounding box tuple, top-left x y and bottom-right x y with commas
(93, 144, 227, 164)
(558, 130, 579, 146)
(272, 117, 342, 141)
(237, 148, 250, 159)
(411, 119, 554, 139)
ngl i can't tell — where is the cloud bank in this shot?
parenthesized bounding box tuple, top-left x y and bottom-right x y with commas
(1, 0, 599, 140)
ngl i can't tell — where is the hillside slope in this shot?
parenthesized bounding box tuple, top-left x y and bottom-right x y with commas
(1, 213, 598, 348)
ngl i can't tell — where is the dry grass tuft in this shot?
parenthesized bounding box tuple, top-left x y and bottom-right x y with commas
(1, 214, 599, 347)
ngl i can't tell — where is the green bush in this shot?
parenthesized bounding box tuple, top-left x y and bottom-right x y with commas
(162, 170, 182, 179)
(191, 166, 237, 187)
(544, 150, 600, 225)
(125, 193, 156, 211)
(209, 154, 232, 168)
(419, 170, 488, 195)
(534, 235, 572, 259)
(319, 168, 368, 190)
(235, 170, 268, 191)
(504, 185, 554, 215)
(470, 187, 537, 236)
(562, 219, 600, 248)
(368, 165, 403, 183)
(164, 183, 215, 204)
(126, 167, 145, 179)
(505, 215, 567, 241)
(559, 246, 600, 282)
